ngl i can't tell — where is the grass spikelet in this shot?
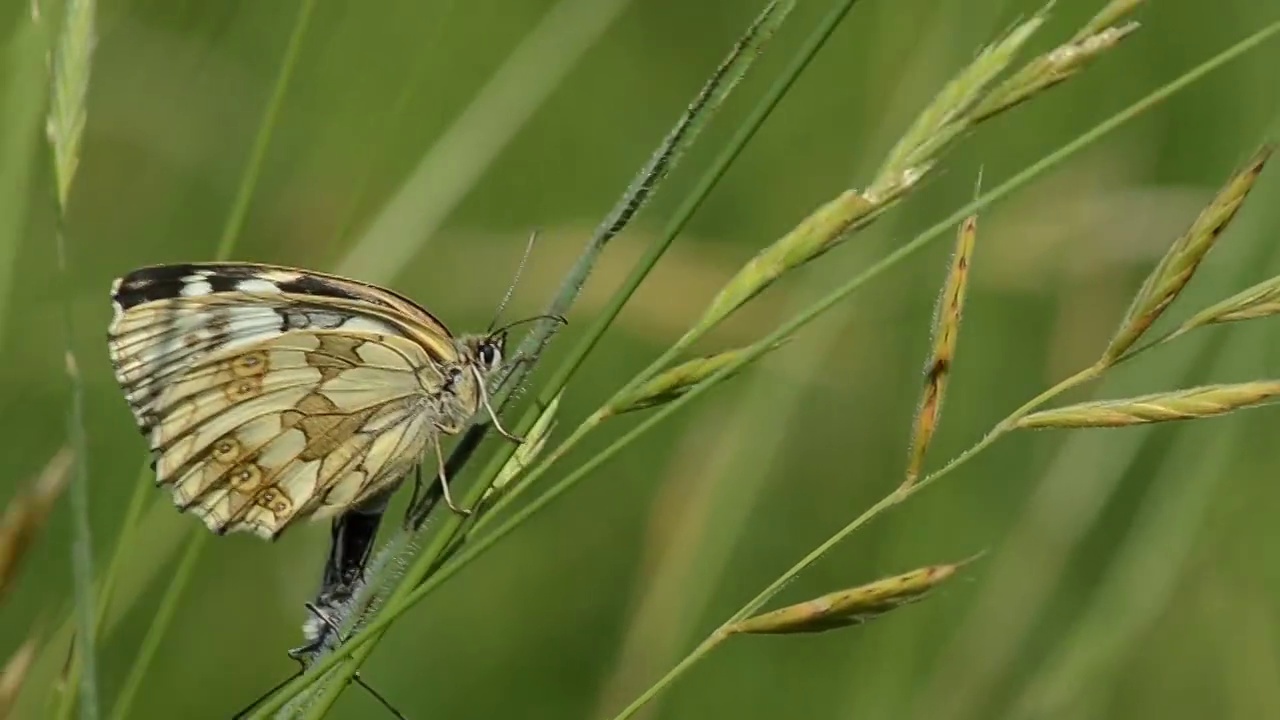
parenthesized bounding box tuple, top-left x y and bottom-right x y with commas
(723, 557, 973, 635)
(601, 341, 789, 417)
(1016, 380, 1280, 429)
(0, 446, 73, 603)
(1103, 144, 1273, 362)
(683, 7, 1093, 343)
(903, 214, 977, 489)
(1074, 0, 1146, 41)
(482, 391, 562, 504)
(0, 638, 37, 720)
(47, 0, 96, 209)
(684, 186, 920, 339)
(1163, 275, 1280, 341)
(973, 21, 1140, 122)
(875, 11, 1046, 184)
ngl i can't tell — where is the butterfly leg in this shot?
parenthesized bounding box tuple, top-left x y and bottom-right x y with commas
(434, 432, 472, 516)
(407, 464, 426, 519)
(473, 365, 524, 444)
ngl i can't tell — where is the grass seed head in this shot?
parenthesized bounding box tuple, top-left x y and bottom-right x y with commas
(1016, 380, 1280, 429)
(604, 341, 789, 417)
(904, 214, 977, 488)
(0, 447, 73, 603)
(1167, 275, 1280, 340)
(875, 12, 1046, 187)
(725, 557, 973, 635)
(0, 639, 37, 720)
(1104, 144, 1273, 362)
(973, 21, 1140, 122)
(1074, 0, 1147, 41)
(688, 184, 917, 337)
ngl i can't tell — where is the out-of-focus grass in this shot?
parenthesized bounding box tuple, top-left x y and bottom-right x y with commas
(1, 0, 1279, 719)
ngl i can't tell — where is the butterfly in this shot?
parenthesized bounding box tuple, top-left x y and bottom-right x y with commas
(106, 262, 523, 540)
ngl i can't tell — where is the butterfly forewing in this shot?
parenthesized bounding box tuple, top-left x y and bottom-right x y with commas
(107, 262, 475, 539)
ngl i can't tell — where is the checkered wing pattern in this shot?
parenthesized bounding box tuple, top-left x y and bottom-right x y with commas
(107, 262, 469, 539)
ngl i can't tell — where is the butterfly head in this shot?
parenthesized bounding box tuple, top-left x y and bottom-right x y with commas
(460, 331, 507, 377)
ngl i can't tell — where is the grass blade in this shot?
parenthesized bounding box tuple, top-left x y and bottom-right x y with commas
(45, 0, 99, 715)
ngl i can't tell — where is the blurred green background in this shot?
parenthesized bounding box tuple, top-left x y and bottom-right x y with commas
(4, 0, 1280, 718)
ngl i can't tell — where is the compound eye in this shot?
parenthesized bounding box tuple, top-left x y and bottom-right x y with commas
(478, 343, 500, 368)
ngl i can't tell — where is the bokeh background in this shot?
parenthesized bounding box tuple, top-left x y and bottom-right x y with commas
(4, 0, 1280, 718)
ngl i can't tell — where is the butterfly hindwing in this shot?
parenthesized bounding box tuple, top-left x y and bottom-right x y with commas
(107, 263, 466, 539)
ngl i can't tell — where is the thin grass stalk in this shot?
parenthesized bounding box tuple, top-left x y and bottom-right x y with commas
(241, 25, 1280, 713)
(604, 362, 1103, 718)
(1005, 181, 1280, 712)
(86, 460, 149, 635)
(493, 0, 1125, 495)
(214, 0, 316, 259)
(1009, 382, 1245, 719)
(607, 36, 1280, 710)
(46, 0, 98, 716)
(608, 35, 1280, 714)
(486, 0, 798, 414)
(465, 0, 869, 540)
(282, 5, 800, 715)
(399, 0, 799, 533)
(419, 0, 870, 645)
(416, 0, 794, 562)
(912, 207, 1280, 720)
(474, 18, 1110, 586)
(584, 3, 968, 706)
(89, 5, 317, 718)
(106, 534, 205, 720)
(325, 0, 461, 251)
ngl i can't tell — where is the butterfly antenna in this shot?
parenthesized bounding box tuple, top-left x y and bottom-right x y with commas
(490, 313, 568, 338)
(486, 228, 540, 333)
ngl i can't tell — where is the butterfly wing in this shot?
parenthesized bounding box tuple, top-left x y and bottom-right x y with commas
(107, 263, 456, 539)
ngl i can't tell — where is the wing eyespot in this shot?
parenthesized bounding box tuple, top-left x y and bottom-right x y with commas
(229, 463, 262, 491)
(212, 437, 240, 463)
(225, 377, 264, 401)
(231, 351, 269, 376)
